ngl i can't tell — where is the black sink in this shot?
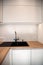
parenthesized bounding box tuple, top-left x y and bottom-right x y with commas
(11, 42, 29, 46)
(0, 41, 29, 47)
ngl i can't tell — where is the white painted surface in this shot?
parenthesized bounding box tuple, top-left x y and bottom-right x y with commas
(0, 25, 38, 41)
(38, 1, 43, 44)
(3, 0, 41, 6)
(3, 0, 41, 24)
(2, 49, 43, 65)
(32, 49, 43, 65)
(0, 0, 2, 23)
(42, 0, 43, 23)
(0, 0, 43, 43)
(12, 50, 30, 65)
(38, 23, 43, 43)
(3, 6, 41, 23)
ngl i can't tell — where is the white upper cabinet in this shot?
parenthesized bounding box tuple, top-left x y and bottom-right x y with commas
(0, 0, 2, 23)
(42, 0, 43, 22)
(3, 0, 41, 6)
(3, 6, 41, 23)
(3, 0, 42, 24)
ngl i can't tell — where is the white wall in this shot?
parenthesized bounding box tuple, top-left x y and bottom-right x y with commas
(0, 25, 38, 41)
(38, 1, 43, 44)
(38, 23, 43, 43)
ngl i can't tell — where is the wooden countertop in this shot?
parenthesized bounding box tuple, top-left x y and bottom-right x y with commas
(28, 41, 43, 48)
(0, 47, 10, 65)
(0, 41, 43, 64)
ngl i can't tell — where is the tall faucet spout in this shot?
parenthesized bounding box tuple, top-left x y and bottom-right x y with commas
(14, 31, 19, 42)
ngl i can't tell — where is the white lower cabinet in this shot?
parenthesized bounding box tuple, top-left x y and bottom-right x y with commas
(31, 49, 43, 65)
(1, 49, 43, 65)
(12, 50, 30, 65)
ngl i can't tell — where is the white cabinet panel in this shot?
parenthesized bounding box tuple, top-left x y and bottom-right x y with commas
(0, 0, 2, 23)
(1, 49, 43, 65)
(3, 0, 41, 6)
(42, 1, 43, 23)
(3, 6, 41, 23)
(1, 49, 30, 65)
(32, 49, 43, 65)
(0, 6, 2, 23)
(12, 50, 30, 65)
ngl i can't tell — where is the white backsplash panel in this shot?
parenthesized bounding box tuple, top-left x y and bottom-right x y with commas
(0, 25, 38, 41)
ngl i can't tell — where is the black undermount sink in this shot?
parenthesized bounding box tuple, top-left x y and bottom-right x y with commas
(11, 42, 29, 46)
(0, 41, 29, 47)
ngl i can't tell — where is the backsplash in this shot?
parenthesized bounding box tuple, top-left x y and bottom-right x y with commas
(0, 25, 38, 41)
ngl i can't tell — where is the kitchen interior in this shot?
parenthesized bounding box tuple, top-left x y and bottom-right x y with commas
(0, 0, 43, 65)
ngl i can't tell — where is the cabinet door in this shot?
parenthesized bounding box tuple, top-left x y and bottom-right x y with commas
(0, 0, 2, 23)
(1, 49, 30, 65)
(32, 49, 43, 65)
(12, 50, 30, 65)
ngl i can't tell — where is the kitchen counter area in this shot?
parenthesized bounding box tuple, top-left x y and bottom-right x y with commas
(0, 41, 43, 48)
(0, 0, 43, 64)
(0, 41, 29, 47)
(0, 41, 43, 64)
(0, 47, 10, 65)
